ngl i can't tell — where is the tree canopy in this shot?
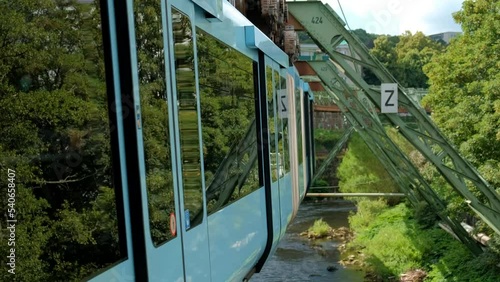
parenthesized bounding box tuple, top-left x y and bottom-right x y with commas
(423, 0, 500, 190)
(352, 28, 378, 49)
(0, 0, 121, 280)
(368, 31, 443, 88)
(337, 132, 401, 205)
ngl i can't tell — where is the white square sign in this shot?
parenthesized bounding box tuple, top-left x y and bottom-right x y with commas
(381, 83, 398, 113)
(278, 89, 288, 118)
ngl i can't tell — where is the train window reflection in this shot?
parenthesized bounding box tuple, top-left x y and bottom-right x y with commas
(0, 1, 124, 280)
(274, 70, 285, 177)
(196, 28, 260, 214)
(172, 9, 204, 229)
(296, 88, 303, 164)
(267, 66, 278, 181)
(279, 74, 290, 173)
(134, 0, 176, 244)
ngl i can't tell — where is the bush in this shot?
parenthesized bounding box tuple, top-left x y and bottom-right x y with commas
(312, 179, 329, 187)
(426, 247, 500, 282)
(348, 199, 388, 231)
(337, 133, 401, 205)
(350, 203, 431, 276)
(314, 129, 344, 150)
(347, 202, 500, 281)
(414, 201, 439, 228)
(308, 218, 331, 238)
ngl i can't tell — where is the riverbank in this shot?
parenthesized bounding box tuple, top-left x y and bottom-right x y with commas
(343, 200, 500, 281)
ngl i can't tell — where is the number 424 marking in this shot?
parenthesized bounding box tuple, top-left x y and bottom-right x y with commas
(311, 17, 323, 24)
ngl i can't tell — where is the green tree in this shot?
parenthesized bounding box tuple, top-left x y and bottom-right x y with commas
(352, 29, 377, 49)
(0, 0, 121, 280)
(421, 0, 500, 237)
(364, 35, 399, 85)
(396, 31, 443, 88)
(367, 32, 443, 88)
(423, 0, 500, 191)
(337, 133, 400, 204)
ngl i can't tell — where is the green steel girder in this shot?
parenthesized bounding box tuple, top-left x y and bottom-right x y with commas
(306, 56, 483, 252)
(288, 0, 500, 236)
(312, 126, 354, 184)
(307, 84, 415, 199)
(313, 84, 482, 254)
(312, 91, 418, 204)
(316, 67, 432, 194)
(315, 85, 416, 190)
(314, 87, 481, 253)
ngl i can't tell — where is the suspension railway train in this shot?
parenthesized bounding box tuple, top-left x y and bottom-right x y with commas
(2, 0, 312, 280)
(91, 0, 313, 281)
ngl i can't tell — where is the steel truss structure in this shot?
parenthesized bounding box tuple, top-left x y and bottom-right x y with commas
(287, 1, 500, 250)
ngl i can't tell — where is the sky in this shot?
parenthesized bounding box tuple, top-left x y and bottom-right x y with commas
(325, 0, 463, 35)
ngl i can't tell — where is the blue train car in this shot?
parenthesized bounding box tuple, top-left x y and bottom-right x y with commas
(94, 2, 314, 281)
(0, 0, 313, 281)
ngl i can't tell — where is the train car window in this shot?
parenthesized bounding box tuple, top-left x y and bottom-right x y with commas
(134, 0, 176, 244)
(0, 1, 125, 280)
(172, 9, 204, 229)
(196, 28, 260, 214)
(274, 70, 285, 176)
(267, 66, 278, 181)
(296, 88, 303, 164)
(280, 75, 290, 173)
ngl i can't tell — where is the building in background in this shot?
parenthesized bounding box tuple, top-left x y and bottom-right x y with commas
(229, 0, 300, 61)
(429, 31, 461, 44)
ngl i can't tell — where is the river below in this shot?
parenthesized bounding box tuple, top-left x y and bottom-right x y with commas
(251, 200, 364, 282)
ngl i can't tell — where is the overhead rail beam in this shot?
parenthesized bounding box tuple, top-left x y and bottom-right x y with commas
(314, 81, 482, 254)
(287, 0, 500, 236)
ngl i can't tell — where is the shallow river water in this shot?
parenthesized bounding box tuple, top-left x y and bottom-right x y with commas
(251, 200, 364, 282)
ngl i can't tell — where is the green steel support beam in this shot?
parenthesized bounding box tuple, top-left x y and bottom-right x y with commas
(305, 88, 416, 200)
(288, 0, 500, 236)
(312, 126, 354, 184)
(313, 88, 481, 253)
(307, 64, 482, 254)
(314, 88, 421, 206)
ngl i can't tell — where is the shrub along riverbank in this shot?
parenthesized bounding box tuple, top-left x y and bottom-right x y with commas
(344, 199, 500, 281)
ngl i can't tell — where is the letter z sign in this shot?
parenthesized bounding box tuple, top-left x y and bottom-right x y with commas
(381, 83, 398, 113)
(278, 89, 288, 118)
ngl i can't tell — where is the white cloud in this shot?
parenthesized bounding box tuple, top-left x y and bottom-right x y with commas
(324, 0, 463, 35)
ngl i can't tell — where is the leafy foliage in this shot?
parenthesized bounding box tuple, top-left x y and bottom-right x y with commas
(348, 201, 500, 281)
(368, 31, 443, 88)
(423, 0, 500, 193)
(314, 129, 344, 152)
(371, 35, 400, 76)
(348, 199, 388, 231)
(0, 1, 121, 280)
(337, 133, 400, 204)
(396, 31, 444, 88)
(352, 29, 378, 49)
(307, 218, 331, 238)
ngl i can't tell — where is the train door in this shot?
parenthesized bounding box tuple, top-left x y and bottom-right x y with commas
(130, 0, 185, 281)
(265, 56, 283, 244)
(90, 1, 210, 280)
(130, 0, 211, 281)
(166, 2, 212, 281)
